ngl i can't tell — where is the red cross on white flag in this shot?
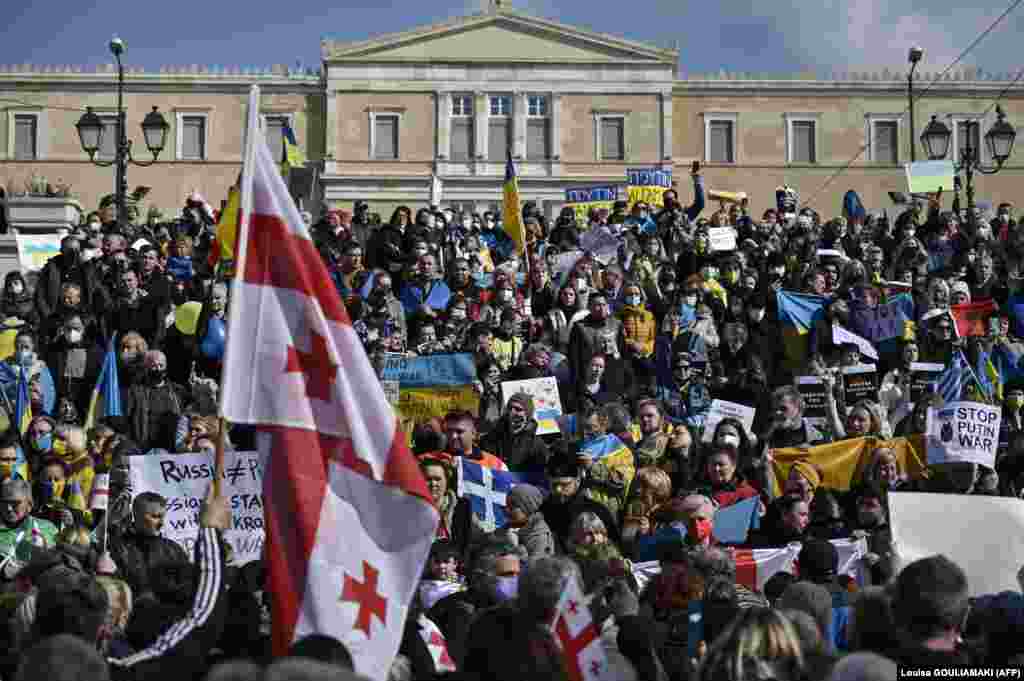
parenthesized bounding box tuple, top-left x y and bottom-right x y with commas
(552, 573, 609, 681)
(221, 85, 437, 681)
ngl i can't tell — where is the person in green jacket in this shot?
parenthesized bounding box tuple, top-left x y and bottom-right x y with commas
(0, 478, 58, 582)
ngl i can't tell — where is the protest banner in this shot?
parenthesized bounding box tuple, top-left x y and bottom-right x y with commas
(382, 353, 478, 433)
(850, 294, 913, 346)
(832, 324, 878, 361)
(926, 401, 1001, 468)
(842, 365, 877, 407)
(626, 167, 673, 209)
(15, 234, 61, 272)
(564, 185, 620, 226)
(701, 399, 756, 442)
(707, 227, 737, 252)
(128, 451, 264, 563)
(909, 362, 945, 405)
(796, 376, 828, 428)
(770, 436, 928, 497)
(549, 249, 584, 285)
(500, 377, 563, 435)
(951, 300, 999, 338)
(904, 160, 955, 194)
(889, 492, 1024, 597)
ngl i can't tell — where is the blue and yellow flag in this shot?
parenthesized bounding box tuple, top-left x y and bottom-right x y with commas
(14, 365, 31, 436)
(208, 185, 240, 275)
(282, 121, 306, 171)
(85, 336, 122, 431)
(502, 151, 527, 255)
(776, 290, 828, 369)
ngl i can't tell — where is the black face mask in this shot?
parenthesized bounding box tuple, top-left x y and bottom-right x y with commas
(149, 368, 166, 384)
(63, 250, 80, 265)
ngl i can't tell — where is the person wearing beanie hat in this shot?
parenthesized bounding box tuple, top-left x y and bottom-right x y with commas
(540, 449, 620, 554)
(797, 538, 851, 651)
(950, 278, 971, 306)
(479, 392, 550, 474)
(499, 484, 555, 560)
(784, 460, 823, 503)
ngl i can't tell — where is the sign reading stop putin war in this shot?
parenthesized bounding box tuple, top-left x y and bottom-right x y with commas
(926, 401, 1002, 469)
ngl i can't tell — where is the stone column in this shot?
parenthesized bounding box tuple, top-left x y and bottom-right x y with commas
(660, 90, 674, 161)
(436, 91, 451, 159)
(514, 91, 527, 159)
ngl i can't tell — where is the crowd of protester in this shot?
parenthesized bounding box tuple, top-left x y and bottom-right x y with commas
(0, 167, 1022, 680)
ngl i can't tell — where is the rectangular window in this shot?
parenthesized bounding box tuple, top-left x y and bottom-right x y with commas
(527, 95, 548, 118)
(97, 115, 119, 160)
(708, 120, 734, 163)
(488, 119, 510, 161)
(600, 117, 624, 160)
(451, 95, 473, 117)
(957, 120, 981, 162)
(372, 114, 399, 160)
(181, 115, 206, 160)
(263, 116, 288, 163)
(489, 95, 512, 117)
(13, 115, 36, 160)
(790, 120, 816, 164)
(451, 119, 474, 161)
(872, 121, 899, 164)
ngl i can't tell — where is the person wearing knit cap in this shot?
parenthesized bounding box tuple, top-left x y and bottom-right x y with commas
(949, 279, 971, 306)
(479, 392, 550, 474)
(796, 538, 851, 652)
(540, 448, 620, 553)
(784, 460, 822, 504)
(500, 484, 555, 560)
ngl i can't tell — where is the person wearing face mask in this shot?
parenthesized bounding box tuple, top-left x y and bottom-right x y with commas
(490, 307, 524, 373)
(34, 235, 98, 324)
(43, 313, 102, 417)
(0, 479, 59, 583)
(0, 272, 38, 332)
(479, 392, 550, 473)
(0, 331, 56, 417)
(476, 211, 514, 263)
(618, 282, 656, 382)
(970, 251, 1006, 302)
(368, 205, 413, 274)
(567, 293, 623, 390)
(122, 351, 186, 451)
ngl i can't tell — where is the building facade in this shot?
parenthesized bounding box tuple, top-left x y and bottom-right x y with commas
(2, 4, 1023, 224)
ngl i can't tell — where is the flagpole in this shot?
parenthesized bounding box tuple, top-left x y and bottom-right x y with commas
(214, 84, 261, 494)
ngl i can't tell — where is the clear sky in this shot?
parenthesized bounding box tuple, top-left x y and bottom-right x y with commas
(2, 0, 1022, 77)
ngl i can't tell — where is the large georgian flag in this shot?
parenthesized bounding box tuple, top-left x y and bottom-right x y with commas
(221, 86, 438, 681)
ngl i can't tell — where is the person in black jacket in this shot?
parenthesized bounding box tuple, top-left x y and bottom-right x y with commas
(0, 272, 38, 330)
(479, 392, 550, 473)
(367, 206, 413, 277)
(34, 235, 99, 324)
(107, 491, 191, 598)
(540, 452, 620, 553)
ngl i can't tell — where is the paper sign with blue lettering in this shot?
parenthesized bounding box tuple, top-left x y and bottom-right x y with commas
(565, 185, 620, 204)
(851, 294, 914, 345)
(926, 401, 1002, 468)
(627, 167, 673, 209)
(500, 377, 563, 436)
(381, 353, 476, 388)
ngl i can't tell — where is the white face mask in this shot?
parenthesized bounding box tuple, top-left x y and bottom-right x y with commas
(485, 220, 495, 229)
(749, 309, 765, 323)
(66, 329, 83, 344)
(424, 216, 435, 229)
(81, 249, 100, 263)
(683, 295, 698, 307)
(719, 434, 740, 447)
(462, 218, 472, 229)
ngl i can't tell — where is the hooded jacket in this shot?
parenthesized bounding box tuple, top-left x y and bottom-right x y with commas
(479, 409, 550, 473)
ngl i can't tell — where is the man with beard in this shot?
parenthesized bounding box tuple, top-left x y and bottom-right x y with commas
(970, 250, 1006, 302)
(479, 392, 550, 473)
(763, 385, 827, 449)
(107, 491, 190, 598)
(122, 351, 187, 451)
(400, 253, 451, 319)
(34, 236, 98, 323)
(102, 264, 167, 348)
(654, 350, 712, 430)
(718, 321, 752, 370)
(567, 293, 623, 391)
(850, 482, 896, 585)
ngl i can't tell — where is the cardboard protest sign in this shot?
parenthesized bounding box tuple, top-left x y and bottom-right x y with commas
(926, 401, 1001, 468)
(500, 377, 563, 435)
(701, 399, 756, 442)
(909, 362, 945, 405)
(832, 324, 878, 361)
(842, 365, 877, 407)
(129, 451, 264, 564)
(889, 492, 1024, 597)
(796, 376, 828, 428)
(626, 167, 672, 208)
(707, 227, 737, 252)
(15, 234, 62, 272)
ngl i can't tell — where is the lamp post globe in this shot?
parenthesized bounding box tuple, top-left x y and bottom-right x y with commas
(920, 115, 952, 161)
(986, 105, 1017, 165)
(76, 107, 104, 156)
(141, 106, 170, 157)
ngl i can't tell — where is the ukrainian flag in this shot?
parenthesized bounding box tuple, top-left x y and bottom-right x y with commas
(502, 151, 527, 255)
(579, 433, 631, 463)
(776, 290, 828, 370)
(282, 121, 306, 171)
(84, 336, 121, 431)
(208, 185, 240, 274)
(14, 365, 31, 436)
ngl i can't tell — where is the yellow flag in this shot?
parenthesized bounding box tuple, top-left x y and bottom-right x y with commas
(502, 152, 526, 254)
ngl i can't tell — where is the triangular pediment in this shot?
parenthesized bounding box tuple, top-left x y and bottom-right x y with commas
(324, 11, 675, 64)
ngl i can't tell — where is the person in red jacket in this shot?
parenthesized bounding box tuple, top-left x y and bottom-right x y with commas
(701, 445, 760, 509)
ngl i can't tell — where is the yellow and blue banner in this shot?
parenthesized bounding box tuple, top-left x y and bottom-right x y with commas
(84, 336, 122, 431)
(564, 185, 619, 226)
(776, 290, 828, 370)
(502, 152, 527, 255)
(382, 354, 478, 435)
(14, 365, 31, 437)
(626, 167, 673, 209)
(282, 121, 306, 171)
(208, 185, 240, 275)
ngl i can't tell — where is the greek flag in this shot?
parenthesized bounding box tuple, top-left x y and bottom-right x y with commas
(456, 457, 546, 531)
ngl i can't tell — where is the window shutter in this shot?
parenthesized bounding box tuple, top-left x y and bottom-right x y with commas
(99, 118, 118, 159)
(182, 116, 204, 160)
(709, 121, 733, 163)
(451, 119, 473, 161)
(14, 116, 36, 160)
(527, 119, 549, 160)
(488, 119, 509, 161)
(374, 116, 397, 159)
(601, 118, 623, 160)
(792, 121, 815, 163)
(873, 122, 898, 164)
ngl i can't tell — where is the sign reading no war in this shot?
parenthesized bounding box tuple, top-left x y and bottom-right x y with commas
(129, 451, 265, 564)
(926, 401, 1002, 468)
